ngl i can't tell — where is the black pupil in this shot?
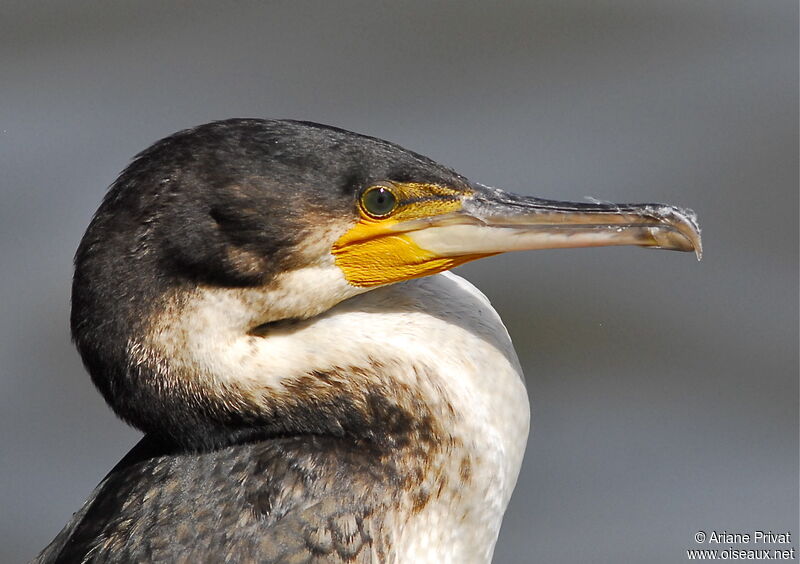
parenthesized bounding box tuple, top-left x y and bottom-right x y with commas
(363, 187, 396, 216)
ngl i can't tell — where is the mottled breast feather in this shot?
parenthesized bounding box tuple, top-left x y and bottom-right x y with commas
(34, 434, 398, 563)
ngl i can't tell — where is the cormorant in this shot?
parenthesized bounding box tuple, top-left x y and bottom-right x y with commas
(34, 119, 701, 563)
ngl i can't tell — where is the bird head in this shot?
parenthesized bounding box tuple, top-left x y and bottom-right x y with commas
(71, 119, 700, 448)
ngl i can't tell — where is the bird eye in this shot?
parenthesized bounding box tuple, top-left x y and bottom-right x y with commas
(360, 185, 397, 218)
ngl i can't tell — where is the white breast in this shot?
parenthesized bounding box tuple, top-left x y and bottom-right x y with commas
(146, 271, 530, 563)
(370, 273, 530, 563)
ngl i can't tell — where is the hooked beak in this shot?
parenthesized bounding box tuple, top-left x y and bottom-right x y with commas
(403, 183, 702, 261)
(332, 181, 702, 288)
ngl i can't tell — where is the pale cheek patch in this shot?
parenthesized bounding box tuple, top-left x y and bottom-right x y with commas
(139, 262, 370, 392)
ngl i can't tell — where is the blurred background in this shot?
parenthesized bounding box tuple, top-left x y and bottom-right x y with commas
(1, 1, 797, 562)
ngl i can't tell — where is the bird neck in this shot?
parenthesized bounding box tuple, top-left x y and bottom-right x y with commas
(106, 271, 529, 561)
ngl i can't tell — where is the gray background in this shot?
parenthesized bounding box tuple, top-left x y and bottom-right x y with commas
(2, 1, 797, 562)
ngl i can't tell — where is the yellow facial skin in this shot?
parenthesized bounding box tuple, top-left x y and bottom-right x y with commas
(333, 180, 703, 287)
(332, 182, 482, 287)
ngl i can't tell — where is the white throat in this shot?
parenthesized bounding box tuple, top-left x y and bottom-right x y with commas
(141, 271, 530, 563)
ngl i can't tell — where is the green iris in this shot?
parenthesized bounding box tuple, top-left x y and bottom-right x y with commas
(361, 185, 397, 218)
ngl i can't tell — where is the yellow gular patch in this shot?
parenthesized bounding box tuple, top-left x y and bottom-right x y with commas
(332, 183, 475, 287)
